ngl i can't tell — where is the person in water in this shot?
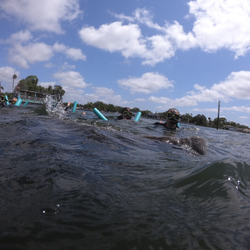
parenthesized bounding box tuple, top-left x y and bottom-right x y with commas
(118, 107, 133, 120)
(64, 102, 71, 111)
(154, 108, 180, 130)
(147, 108, 207, 155)
(0, 91, 6, 106)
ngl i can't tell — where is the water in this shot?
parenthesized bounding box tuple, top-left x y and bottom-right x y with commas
(1, 103, 250, 250)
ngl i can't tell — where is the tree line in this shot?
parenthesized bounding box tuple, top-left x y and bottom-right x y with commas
(181, 113, 249, 129)
(1, 74, 248, 129)
(2, 75, 66, 99)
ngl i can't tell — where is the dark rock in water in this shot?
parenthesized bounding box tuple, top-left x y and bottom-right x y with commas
(144, 135, 207, 155)
(189, 136, 207, 155)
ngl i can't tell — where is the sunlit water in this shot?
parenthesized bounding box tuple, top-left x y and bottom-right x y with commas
(1, 102, 250, 250)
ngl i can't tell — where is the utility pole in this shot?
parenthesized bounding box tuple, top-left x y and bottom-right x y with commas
(217, 101, 220, 130)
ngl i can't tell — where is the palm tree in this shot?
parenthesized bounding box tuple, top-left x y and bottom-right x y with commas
(12, 74, 17, 92)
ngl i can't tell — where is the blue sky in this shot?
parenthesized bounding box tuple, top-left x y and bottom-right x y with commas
(1, 0, 250, 125)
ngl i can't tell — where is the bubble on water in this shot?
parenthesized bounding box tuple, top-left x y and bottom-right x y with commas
(228, 177, 231, 181)
(236, 186, 239, 189)
(43, 211, 46, 214)
(57, 204, 60, 207)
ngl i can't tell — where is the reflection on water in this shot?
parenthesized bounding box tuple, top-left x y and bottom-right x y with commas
(1, 104, 250, 250)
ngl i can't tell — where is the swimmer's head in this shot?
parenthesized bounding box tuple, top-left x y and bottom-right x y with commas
(118, 107, 133, 120)
(165, 108, 180, 129)
(167, 108, 180, 122)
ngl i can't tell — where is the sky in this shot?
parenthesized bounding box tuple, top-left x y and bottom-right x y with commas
(0, 0, 250, 125)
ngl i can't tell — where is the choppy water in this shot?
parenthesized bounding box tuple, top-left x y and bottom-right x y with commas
(1, 103, 250, 250)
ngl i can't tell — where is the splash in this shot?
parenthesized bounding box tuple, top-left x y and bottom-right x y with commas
(43, 95, 66, 118)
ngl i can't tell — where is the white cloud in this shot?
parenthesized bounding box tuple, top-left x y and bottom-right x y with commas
(83, 87, 128, 106)
(0, 66, 20, 92)
(118, 72, 173, 94)
(61, 85, 85, 102)
(53, 71, 90, 89)
(79, 2, 250, 64)
(53, 42, 86, 61)
(135, 98, 146, 102)
(60, 62, 76, 70)
(149, 71, 250, 110)
(192, 108, 218, 113)
(165, 21, 197, 50)
(8, 43, 54, 68)
(189, 0, 250, 57)
(65, 48, 86, 61)
(2, 30, 33, 44)
(39, 82, 56, 88)
(185, 71, 250, 104)
(45, 62, 56, 68)
(149, 96, 197, 108)
(222, 106, 250, 113)
(212, 71, 250, 100)
(0, 0, 82, 34)
(239, 116, 248, 119)
(5, 35, 85, 68)
(79, 22, 146, 58)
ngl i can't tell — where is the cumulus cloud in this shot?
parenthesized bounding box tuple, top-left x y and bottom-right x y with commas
(39, 82, 56, 88)
(79, 1, 250, 65)
(0, 0, 82, 34)
(211, 71, 250, 100)
(79, 22, 146, 58)
(1, 30, 33, 44)
(222, 106, 250, 113)
(118, 72, 173, 94)
(8, 42, 54, 68)
(53, 42, 86, 61)
(4, 32, 86, 68)
(184, 71, 250, 104)
(135, 98, 146, 102)
(148, 71, 250, 110)
(60, 62, 76, 70)
(0, 66, 20, 92)
(189, 0, 250, 57)
(83, 87, 128, 106)
(149, 96, 197, 108)
(53, 71, 91, 89)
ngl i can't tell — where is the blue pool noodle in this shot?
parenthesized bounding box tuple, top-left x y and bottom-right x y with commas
(15, 99, 22, 106)
(24, 100, 29, 106)
(72, 101, 77, 113)
(5, 95, 9, 105)
(93, 108, 108, 121)
(134, 112, 141, 121)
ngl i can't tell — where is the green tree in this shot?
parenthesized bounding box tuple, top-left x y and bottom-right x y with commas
(213, 117, 227, 128)
(17, 79, 28, 91)
(131, 107, 140, 113)
(107, 103, 115, 112)
(141, 110, 152, 116)
(52, 85, 65, 98)
(181, 113, 193, 123)
(47, 85, 53, 94)
(192, 114, 207, 126)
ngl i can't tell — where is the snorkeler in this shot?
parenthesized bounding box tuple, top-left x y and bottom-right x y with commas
(154, 108, 180, 130)
(118, 107, 133, 120)
(148, 108, 207, 154)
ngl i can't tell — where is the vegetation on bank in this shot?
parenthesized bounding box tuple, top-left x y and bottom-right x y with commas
(2, 75, 65, 100)
(1, 75, 248, 130)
